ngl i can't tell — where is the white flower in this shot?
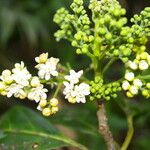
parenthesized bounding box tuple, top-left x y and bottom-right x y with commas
(0, 82, 7, 91)
(122, 80, 130, 90)
(139, 60, 149, 70)
(35, 53, 48, 64)
(74, 83, 90, 103)
(129, 85, 138, 95)
(125, 72, 135, 81)
(27, 85, 48, 103)
(30, 76, 41, 87)
(133, 79, 142, 87)
(65, 70, 83, 84)
(63, 81, 90, 103)
(6, 83, 25, 98)
(0, 70, 13, 84)
(12, 61, 31, 86)
(63, 81, 75, 99)
(127, 61, 138, 70)
(35, 57, 59, 80)
(37, 105, 43, 111)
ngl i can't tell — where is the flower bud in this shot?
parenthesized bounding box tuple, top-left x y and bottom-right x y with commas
(125, 72, 135, 81)
(139, 60, 149, 70)
(42, 108, 51, 116)
(2, 70, 11, 77)
(133, 79, 142, 87)
(142, 90, 149, 97)
(39, 99, 47, 107)
(38, 53, 48, 63)
(129, 86, 138, 95)
(122, 80, 130, 90)
(68, 97, 76, 103)
(51, 106, 59, 114)
(146, 83, 150, 89)
(50, 98, 58, 107)
(126, 91, 134, 98)
(31, 77, 41, 87)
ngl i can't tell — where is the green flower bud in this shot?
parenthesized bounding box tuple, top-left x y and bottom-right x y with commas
(76, 49, 82, 54)
(142, 89, 149, 97)
(120, 9, 126, 15)
(72, 41, 78, 46)
(113, 50, 119, 56)
(90, 96, 94, 101)
(99, 28, 106, 35)
(146, 83, 150, 89)
(113, 10, 120, 17)
(105, 33, 112, 40)
(104, 15, 111, 22)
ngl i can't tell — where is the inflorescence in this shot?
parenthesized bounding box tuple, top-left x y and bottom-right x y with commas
(0, 0, 150, 116)
(54, 0, 150, 100)
(0, 53, 90, 116)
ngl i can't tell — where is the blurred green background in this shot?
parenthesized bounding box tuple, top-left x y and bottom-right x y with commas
(0, 0, 150, 150)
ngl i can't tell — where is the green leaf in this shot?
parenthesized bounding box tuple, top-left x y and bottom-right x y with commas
(0, 106, 87, 150)
(50, 104, 99, 137)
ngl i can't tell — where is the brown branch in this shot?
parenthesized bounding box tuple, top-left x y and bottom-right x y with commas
(97, 100, 116, 150)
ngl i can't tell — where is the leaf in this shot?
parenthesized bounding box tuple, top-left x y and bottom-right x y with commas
(50, 104, 99, 137)
(49, 104, 106, 150)
(0, 106, 87, 150)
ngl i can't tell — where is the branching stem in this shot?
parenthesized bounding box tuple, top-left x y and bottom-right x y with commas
(97, 100, 116, 150)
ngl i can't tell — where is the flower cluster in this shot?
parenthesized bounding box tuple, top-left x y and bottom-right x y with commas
(37, 98, 59, 116)
(63, 70, 90, 103)
(122, 52, 150, 98)
(35, 53, 59, 80)
(0, 53, 62, 116)
(0, 52, 92, 116)
(90, 76, 121, 101)
(0, 62, 48, 101)
(54, 0, 150, 102)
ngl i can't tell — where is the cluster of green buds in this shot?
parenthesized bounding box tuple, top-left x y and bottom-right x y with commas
(122, 52, 150, 98)
(54, 0, 150, 101)
(90, 76, 121, 101)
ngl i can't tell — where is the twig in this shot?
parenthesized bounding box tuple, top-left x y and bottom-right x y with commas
(121, 114, 134, 150)
(97, 100, 116, 150)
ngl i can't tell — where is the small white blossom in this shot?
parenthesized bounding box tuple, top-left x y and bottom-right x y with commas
(125, 72, 135, 81)
(12, 62, 31, 86)
(6, 83, 25, 98)
(133, 79, 143, 87)
(30, 76, 41, 87)
(139, 60, 149, 70)
(27, 85, 48, 103)
(35, 57, 59, 80)
(128, 61, 138, 70)
(0, 70, 13, 84)
(65, 70, 83, 84)
(37, 105, 43, 111)
(74, 83, 90, 103)
(129, 85, 138, 95)
(63, 81, 75, 99)
(63, 81, 90, 103)
(122, 80, 130, 90)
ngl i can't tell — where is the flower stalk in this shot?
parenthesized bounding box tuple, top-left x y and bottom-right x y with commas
(97, 100, 116, 150)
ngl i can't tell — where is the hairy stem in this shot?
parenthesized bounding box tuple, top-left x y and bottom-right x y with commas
(121, 114, 134, 150)
(97, 100, 116, 150)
